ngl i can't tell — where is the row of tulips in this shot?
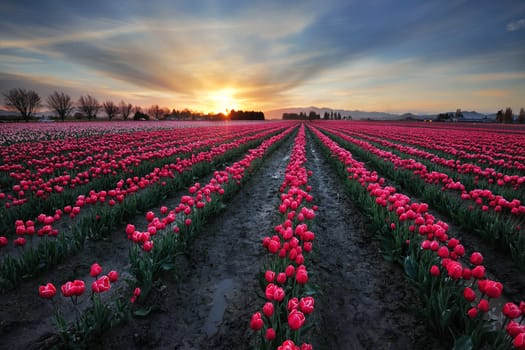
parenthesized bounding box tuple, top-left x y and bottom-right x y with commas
(0, 124, 276, 234)
(339, 122, 525, 172)
(332, 125, 525, 204)
(126, 125, 296, 300)
(0, 126, 287, 291)
(317, 125, 525, 268)
(32, 126, 296, 348)
(250, 124, 316, 350)
(321, 125, 525, 217)
(309, 125, 525, 349)
(2, 125, 283, 247)
(0, 120, 183, 145)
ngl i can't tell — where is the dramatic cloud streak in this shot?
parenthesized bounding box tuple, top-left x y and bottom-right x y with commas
(507, 18, 525, 31)
(0, 0, 524, 115)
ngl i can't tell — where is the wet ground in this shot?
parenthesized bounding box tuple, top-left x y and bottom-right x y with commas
(3, 125, 521, 349)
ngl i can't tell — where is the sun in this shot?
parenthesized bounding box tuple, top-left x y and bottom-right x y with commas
(210, 89, 239, 114)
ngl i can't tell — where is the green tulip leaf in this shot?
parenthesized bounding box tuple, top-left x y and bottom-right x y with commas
(161, 263, 175, 271)
(404, 255, 418, 280)
(133, 307, 153, 317)
(453, 335, 473, 350)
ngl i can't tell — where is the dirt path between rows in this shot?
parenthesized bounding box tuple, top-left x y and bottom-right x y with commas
(305, 130, 445, 350)
(95, 135, 295, 349)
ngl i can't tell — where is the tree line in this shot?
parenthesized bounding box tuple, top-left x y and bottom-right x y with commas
(2, 88, 265, 122)
(282, 110, 350, 120)
(496, 107, 525, 124)
(431, 107, 525, 123)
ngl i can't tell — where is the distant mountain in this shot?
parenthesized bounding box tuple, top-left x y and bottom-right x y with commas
(426, 111, 494, 121)
(264, 106, 498, 122)
(264, 106, 402, 120)
(460, 111, 493, 121)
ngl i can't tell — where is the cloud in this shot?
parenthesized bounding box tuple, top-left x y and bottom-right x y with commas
(1, 0, 524, 113)
(473, 89, 511, 97)
(507, 18, 525, 31)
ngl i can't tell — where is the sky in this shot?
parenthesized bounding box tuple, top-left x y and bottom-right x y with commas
(0, 0, 524, 117)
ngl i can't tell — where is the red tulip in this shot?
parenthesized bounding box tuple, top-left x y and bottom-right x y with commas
(263, 302, 274, 318)
(90, 263, 102, 277)
(265, 270, 275, 283)
(463, 287, 476, 302)
(299, 297, 314, 314)
(453, 244, 465, 256)
(503, 302, 522, 319)
(303, 241, 312, 252)
(265, 283, 276, 301)
(301, 344, 313, 350)
(472, 265, 485, 279)
(485, 280, 503, 299)
(108, 270, 119, 282)
(462, 268, 472, 280)
(61, 280, 85, 297)
(16, 226, 26, 235)
(285, 265, 295, 277)
(478, 299, 489, 312)
(143, 240, 154, 252)
(514, 333, 525, 349)
(92, 275, 111, 293)
(268, 239, 280, 254)
(295, 267, 308, 284)
(276, 272, 287, 284)
(288, 309, 305, 330)
(39, 283, 57, 299)
(430, 265, 440, 276)
(265, 328, 276, 340)
(437, 246, 449, 258)
(467, 307, 478, 319)
(278, 340, 297, 350)
(446, 261, 462, 279)
(287, 297, 299, 311)
(470, 252, 483, 265)
(13, 237, 26, 246)
(506, 321, 523, 337)
(0, 236, 8, 247)
(250, 312, 263, 330)
(273, 286, 285, 302)
(125, 224, 135, 237)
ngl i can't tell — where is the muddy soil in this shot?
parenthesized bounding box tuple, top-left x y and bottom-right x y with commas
(94, 134, 295, 350)
(1, 127, 450, 350)
(305, 131, 445, 350)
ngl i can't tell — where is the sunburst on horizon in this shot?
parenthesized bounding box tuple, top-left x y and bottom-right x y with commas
(209, 88, 240, 115)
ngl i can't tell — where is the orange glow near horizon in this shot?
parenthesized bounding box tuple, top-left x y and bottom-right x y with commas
(208, 88, 240, 114)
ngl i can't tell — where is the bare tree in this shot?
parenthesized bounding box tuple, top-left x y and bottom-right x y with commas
(518, 108, 525, 124)
(119, 100, 133, 120)
(47, 91, 74, 122)
(149, 104, 167, 120)
(504, 107, 513, 123)
(103, 101, 119, 121)
(496, 109, 504, 123)
(78, 95, 101, 120)
(3, 88, 41, 121)
(148, 105, 163, 119)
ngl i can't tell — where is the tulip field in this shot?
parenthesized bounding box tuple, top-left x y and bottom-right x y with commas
(0, 120, 524, 349)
